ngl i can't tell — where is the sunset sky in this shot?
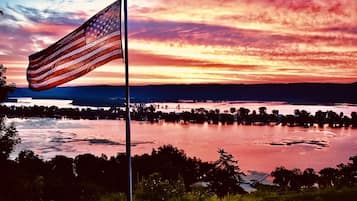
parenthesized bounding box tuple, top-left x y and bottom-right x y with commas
(0, 0, 357, 87)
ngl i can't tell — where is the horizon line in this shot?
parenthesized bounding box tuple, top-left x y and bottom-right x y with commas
(14, 82, 357, 89)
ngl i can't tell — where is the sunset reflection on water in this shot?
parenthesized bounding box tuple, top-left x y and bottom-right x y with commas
(11, 118, 357, 173)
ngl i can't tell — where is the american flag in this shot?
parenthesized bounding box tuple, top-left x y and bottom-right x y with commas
(27, 1, 122, 91)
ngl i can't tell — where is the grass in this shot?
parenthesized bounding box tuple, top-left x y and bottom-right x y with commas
(99, 186, 357, 201)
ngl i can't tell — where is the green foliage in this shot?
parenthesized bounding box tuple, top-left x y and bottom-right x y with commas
(134, 144, 212, 190)
(257, 187, 357, 201)
(135, 172, 186, 201)
(0, 119, 20, 161)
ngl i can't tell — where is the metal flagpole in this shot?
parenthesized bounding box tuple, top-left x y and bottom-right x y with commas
(123, 0, 132, 201)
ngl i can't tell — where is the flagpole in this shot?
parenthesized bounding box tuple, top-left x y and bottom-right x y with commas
(123, 0, 133, 201)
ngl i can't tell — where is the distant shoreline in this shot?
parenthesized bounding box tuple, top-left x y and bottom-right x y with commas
(8, 97, 357, 108)
(1, 103, 356, 128)
(8, 83, 357, 107)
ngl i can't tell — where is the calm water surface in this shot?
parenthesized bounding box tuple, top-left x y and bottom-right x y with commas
(4, 99, 357, 173)
(10, 118, 357, 173)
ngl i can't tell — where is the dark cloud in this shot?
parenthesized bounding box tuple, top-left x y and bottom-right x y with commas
(0, 6, 19, 21)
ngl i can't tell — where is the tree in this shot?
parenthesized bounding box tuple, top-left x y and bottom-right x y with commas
(0, 64, 15, 102)
(349, 155, 357, 184)
(336, 163, 355, 186)
(259, 106, 267, 116)
(351, 112, 357, 128)
(0, 64, 21, 201)
(0, 64, 19, 161)
(230, 107, 236, 114)
(319, 167, 339, 188)
(349, 155, 357, 167)
(301, 168, 318, 188)
(135, 172, 185, 201)
(271, 166, 292, 190)
(0, 119, 20, 161)
(289, 168, 303, 191)
(16, 150, 46, 201)
(16, 150, 45, 177)
(206, 149, 245, 197)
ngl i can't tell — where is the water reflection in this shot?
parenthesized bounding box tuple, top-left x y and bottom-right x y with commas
(11, 118, 357, 173)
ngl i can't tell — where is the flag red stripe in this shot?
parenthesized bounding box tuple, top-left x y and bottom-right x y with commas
(28, 44, 121, 84)
(29, 53, 121, 91)
(28, 49, 122, 87)
(28, 34, 121, 77)
(29, 39, 86, 71)
(29, 31, 85, 66)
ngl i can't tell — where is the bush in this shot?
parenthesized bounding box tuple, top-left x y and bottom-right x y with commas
(135, 172, 185, 201)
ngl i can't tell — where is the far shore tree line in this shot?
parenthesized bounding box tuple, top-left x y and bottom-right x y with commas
(1, 104, 357, 128)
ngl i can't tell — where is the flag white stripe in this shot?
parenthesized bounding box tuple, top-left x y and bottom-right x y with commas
(28, 40, 120, 81)
(29, 49, 121, 88)
(30, 30, 85, 66)
(28, 31, 120, 75)
(30, 36, 85, 69)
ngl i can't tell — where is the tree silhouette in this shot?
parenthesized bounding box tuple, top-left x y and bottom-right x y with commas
(45, 155, 79, 201)
(319, 167, 339, 188)
(271, 166, 292, 190)
(349, 155, 357, 184)
(0, 120, 19, 161)
(301, 168, 318, 188)
(206, 149, 245, 197)
(15, 150, 46, 201)
(271, 167, 305, 191)
(0, 65, 19, 161)
(351, 112, 357, 128)
(336, 163, 355, 187)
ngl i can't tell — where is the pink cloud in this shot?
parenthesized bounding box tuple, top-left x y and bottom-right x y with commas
(22, 22, 76, 37)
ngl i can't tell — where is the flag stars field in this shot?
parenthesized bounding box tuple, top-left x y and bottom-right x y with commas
(0, 0, 357, 87)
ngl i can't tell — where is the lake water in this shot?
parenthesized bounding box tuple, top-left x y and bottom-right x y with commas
(3, 99, 357, 174)
(8, 118, 356, 173)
